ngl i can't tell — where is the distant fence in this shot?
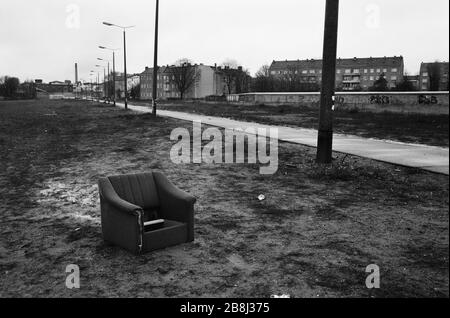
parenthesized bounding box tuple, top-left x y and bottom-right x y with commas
(45, 93, 76, 100)
(231, 92, 449, 115)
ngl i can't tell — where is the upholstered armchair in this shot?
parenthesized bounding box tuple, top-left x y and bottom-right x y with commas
(98, 172, 196, 254)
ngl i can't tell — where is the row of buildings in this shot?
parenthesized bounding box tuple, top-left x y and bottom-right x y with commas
(268, 56, 449, 91)
(140, 64, 248, 100)
(70, 63, 248, 100)
(36, 57, 449, 100)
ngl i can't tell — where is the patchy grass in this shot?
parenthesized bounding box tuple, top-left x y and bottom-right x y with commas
(154, 101, 449, 147)
(0, 99, 448, 298)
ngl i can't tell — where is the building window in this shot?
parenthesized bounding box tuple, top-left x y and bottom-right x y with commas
(422, 72, 428, 77)
(370, 69, 374, 73)
(345, 69, 351, 74)
(364, 69, 368, 74)
(422, 78, 428, 83)
(391, 68, 398, 73)
(310, 70, 315, 74)
(370, 76, 374, 81)
(377, 69, 381, 73)
(337, 69, 341, 74)
(383, 68, 388, 73)
(353, 69, 360, 74)
(302, 70, 308, 74)
(391, 76, 397, 81)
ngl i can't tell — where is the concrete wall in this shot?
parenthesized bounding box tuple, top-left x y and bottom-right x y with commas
(234, 92, 449, 115)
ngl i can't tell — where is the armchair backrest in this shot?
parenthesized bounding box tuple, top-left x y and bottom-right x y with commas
(108, 173, 160, 209)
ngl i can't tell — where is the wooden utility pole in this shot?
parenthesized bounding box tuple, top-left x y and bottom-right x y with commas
(152, 0, 160, 116)
(123, 30, 128, 110)
(317, 0, 340, 164)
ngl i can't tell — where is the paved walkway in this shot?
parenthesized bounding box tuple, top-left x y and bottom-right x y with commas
(115, 101, 449, 175)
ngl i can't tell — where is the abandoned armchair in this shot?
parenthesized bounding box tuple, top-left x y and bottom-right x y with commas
(98, 172, 196, 255)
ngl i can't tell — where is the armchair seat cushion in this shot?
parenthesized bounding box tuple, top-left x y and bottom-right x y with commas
(143, 220, 187, 252)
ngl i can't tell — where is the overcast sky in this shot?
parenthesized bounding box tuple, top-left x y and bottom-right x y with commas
(1, 0, 449, 82)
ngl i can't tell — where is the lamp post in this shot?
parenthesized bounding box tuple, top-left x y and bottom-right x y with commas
(152, 0, 160, 116)
(316, 0, 340, 164)
(103, 22, 135, 110)
(97, 58, 110, 102)
(99, 46, 119, 106)
(89, 71, 95, 101)
(95, 64, 105, 102)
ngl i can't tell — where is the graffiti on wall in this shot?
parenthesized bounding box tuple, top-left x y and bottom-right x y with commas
(418, 95, 438, 105)
(369, 95, 390, 105)
(335, 96, 345, 107)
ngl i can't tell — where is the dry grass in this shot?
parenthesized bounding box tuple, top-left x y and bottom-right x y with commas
(0, 99, 448, 298)
(155, 101, 449, 147)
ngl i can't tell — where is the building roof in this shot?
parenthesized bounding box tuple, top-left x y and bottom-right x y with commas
(140, 63, 235, 76)
(270, 56, 404, 71)
(420, 62, 449, 72)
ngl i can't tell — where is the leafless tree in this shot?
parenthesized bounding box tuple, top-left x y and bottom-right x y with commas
(255, 65, 271, 78)
(220, 59, 250, 94)
(166, 58, 199, 99)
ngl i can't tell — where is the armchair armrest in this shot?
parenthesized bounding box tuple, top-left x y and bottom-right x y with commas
(98, 178, 143, 214)
(98, 177, 144, 254)
(153, 172, 196, 241)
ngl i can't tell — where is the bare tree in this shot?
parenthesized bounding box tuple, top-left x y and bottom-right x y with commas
(255, 65, 271, 78)
(220, 59, 250, 94)
(166, 59, 199, 99)
(221, 59, 239, 95)
(0, 76, 20, 98)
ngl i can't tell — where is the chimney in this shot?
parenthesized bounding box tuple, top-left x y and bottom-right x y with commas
(75, 63, 78, 85)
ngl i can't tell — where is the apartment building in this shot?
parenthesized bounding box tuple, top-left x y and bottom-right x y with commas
(419, 62, 449, 91)
(269, 56, 404, 91)
(140, 64, 234, 100)
(113, 73, 140, 98)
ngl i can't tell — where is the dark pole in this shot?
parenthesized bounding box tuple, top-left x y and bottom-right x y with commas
(316, 0, 339, 164)
(152, 0, 160, 116)
(113, 51, 116, 106)
(97, 73, 100, 102)
(123, 29, 128, 110)
(103, 67, 106, 102)
(107, 61, 110, 103)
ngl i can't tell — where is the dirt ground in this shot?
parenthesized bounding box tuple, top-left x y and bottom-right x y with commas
(0, 99, 448, 298)
(153, 101, 449, 147)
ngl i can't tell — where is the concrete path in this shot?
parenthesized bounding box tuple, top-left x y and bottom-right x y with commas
(115, 101, 449, 175)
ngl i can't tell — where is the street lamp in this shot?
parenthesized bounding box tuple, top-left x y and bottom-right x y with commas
(89, 71, 95, 101)
(98, 56, 112, 104)
(95, 65, 103, 102)
(97, 58, 109, 103)
(99, 46, 119, 106)
(103, 22, 135, 110)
